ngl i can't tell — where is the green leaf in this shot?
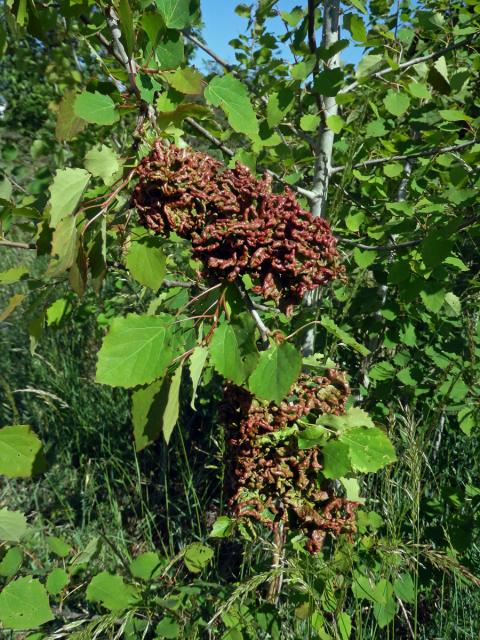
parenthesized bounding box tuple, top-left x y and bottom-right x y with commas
(156, 616, 180, 638)
(266, 88, 295, 127)
(96, 314, 177, 388)
(373, 581, 396, 628)
(353, 248, 376, 268)
(156, 0, 190, 29)
(326, 114, 345, 133)
(46, 536, 71, 558)
(0, 577, 53, 629)
(338, 612, 352, 640)
(383, 90, 410, 117)
(320, 316, 370, 356)
(393, 573, 415, 603)
(189, 346, 208, 409)
(356, 54, 382, 78)
(318, 407, 375, 432)
(421, 232, 452, 268)
(209, 516, 234, 538)
(339, 426, 396, 473)
(71, 536, 101, 567)
(55, 90, 88, 142)
(427, 56, 450, 94)
(408, 82, 431, 99)
(248, 341, 302, 405)
(129, 551, 163, 580)
(74, 91, 119, 126)
(46, 568, 69, 595)
(209, 313, 259, 386)
(125, 237, 166, 290)
(161, 364, 183, 444)
(0, 509, 27, 542)
(167, 67, 203, 94)
(0, 425, 46, 478)
(457, 408, 476, 437)
(49, 168, 90, 228)
(132, 379, 164, 450)
(0, 265, 29, 284)
(156, 30, 184, 68)
(300, 114, 320, 132)
(85, 145, 119, 185)
(205, 74, 259, 140)
(0, 175, 12, 200)
(86, 572, 139, 611)
(347, 0, 367, 13)
(183, 543, 213, 573)
(439, 109, 469, 122)
(366, 119, 388, 137)
(383, 163, 403, 178)
(47, 215, 78, 277)
(444, 292, 461, 316)
(116, 0, 135, 56)
(313, 67, 344, 97)
(322, 440, 352, 479)
(369, 360, 395, 381)
(0, 547, 23, 578)
(344, 13, 366, 42)
(420, 286, 445, 313)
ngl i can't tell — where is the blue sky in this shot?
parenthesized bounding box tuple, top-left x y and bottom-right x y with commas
(195, 0, 364, 70)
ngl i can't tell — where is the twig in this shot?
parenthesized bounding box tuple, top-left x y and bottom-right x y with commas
(341, 31, 479, 94)
(397, 597, 415, 640)
(104, 7, 140, 99)
(234, 280, 271, 346)
(330, 140, 477, 174)
(183, 30, 234, 71)
(267, 523, 285, 603)
(0, 239, 36, 250)
(338, 213, 479, 251)
(184, 117, 317, 201)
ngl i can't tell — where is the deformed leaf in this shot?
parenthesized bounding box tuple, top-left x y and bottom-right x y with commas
(0, 577, 53, 630)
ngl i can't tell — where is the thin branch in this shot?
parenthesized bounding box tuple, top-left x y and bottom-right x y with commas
(338, 214, 479, 251)
(0, 240, 36, 250)
(235, 280, 271, 346)
(331, 140, 477, 174)
(184, 117, 317, 201)
(310, 0, 341, 218)
(183, 30, 233, 72)
(341, 31, 479, 94)
(104, 7, 140, 99)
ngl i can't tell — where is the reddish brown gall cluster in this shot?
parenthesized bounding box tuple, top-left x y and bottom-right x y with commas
(221, 371, 358, 553)
(131, 142, 340, 313)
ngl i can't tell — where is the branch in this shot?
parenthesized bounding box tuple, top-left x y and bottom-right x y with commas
(184, 117, 317, 201)
(330, 140, 477, 174)
(0, 240, 36, 250)
(104, 7, 140, 99)
(235, 280, 271, 346)
(183, 30, 234, 72)
(341, 31, 480, 94)
(338, 214, 479, 251)
(310, 0, 341, 218)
